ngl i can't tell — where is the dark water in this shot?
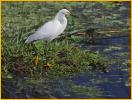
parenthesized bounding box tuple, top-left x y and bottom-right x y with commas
(78, 36, 130, 98)
(54, 35, 130, 98)
(2, 36, 130, 98)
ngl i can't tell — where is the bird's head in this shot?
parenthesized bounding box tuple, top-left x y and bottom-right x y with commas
(59, 9, 71, 16)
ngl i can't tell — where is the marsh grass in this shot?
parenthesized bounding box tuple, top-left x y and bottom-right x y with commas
(3, 36, 109, 79)
(2, 2, 110, 80)
(2, 2, 131, 98)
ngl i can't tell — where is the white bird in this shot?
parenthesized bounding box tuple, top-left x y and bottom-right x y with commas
(25, 9, 70, 65)
(25, 9, 70, 43)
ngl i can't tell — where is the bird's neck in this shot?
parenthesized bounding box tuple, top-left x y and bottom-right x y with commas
(55, 13, 67, 24)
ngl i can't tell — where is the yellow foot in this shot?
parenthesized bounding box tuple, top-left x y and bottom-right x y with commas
(44, 63, 53, 69)
(33, 55, 39, 66)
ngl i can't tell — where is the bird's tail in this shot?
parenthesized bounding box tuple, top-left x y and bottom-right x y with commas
(25, 38, 30, 43)
(25, 35, 34, 43)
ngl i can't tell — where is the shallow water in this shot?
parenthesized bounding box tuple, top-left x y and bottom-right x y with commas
(2, 35, 130, 98)
(53, 35, 130, 98)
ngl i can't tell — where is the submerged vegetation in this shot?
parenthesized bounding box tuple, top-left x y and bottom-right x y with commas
(2, 2, 130, 98)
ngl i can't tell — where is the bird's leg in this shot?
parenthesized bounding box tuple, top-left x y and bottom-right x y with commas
(44, 41, 48, 65)
(31, 43, 37, 54)
(31, 43, 39, 66)
(43, 41, 53, 69)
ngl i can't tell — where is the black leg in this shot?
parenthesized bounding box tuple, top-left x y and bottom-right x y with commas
(44, 41, 48, 65)
(31, 43, 38, 56)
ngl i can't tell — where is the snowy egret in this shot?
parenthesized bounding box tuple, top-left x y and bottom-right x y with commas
(25, 9, 70, 66)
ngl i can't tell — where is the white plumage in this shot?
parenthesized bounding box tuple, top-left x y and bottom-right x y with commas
(25, 9, 70, 43)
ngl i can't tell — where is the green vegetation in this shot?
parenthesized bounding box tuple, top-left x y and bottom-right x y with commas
(2, 2, 111, 79)
(2, 32, 109, 79)
(71, 85, 102, 97)
(2, 2, 130, 98)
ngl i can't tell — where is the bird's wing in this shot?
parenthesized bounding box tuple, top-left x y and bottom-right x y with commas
(38, 20, 62, 35)
(25, 20, 62, 43)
